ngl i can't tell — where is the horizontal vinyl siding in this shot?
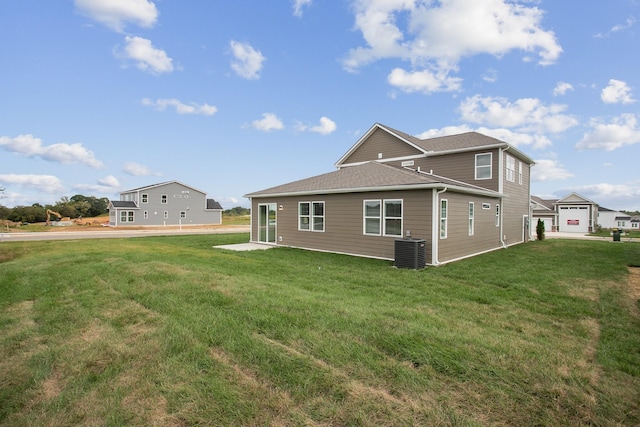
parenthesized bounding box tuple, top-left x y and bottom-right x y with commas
(501, 155, 531, 244)
(125, 183, 219, 226)
(438, 194, 502, 263)
(252, 191, 433, 261)
(408, 150, 500, 192)
(343, 128, 423, 164)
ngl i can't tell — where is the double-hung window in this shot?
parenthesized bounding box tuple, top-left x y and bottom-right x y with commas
(440, 199, 448, 238)
(384, 200, 402, 236)
(475, 153, 492, 180)
(142, 193, 148, 203)
(363, 199, 402, 237)
(298, 201, 325, 232)
(506, 155, 515, 182)
(468, 202, 474, 236)
(518, 161, 523, 185)
(363, 200, 381, 235)
(161, 194, 168, 204)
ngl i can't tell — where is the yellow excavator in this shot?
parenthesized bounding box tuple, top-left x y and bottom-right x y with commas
(46, 209, 62, 226)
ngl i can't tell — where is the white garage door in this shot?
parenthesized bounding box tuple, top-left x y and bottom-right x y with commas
(559, 206, 589, 233)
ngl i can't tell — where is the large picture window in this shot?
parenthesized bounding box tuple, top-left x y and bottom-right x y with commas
(120, 210, 134, 223)
(363, 199, 402, 236)
(475, 153, 492, 180)
(298, 201, 324, 232)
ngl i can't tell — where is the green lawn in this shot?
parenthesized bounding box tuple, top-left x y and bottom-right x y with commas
(1, 234, 639, 426)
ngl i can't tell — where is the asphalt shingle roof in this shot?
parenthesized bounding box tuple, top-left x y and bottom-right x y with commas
(246, 162, 498, 198)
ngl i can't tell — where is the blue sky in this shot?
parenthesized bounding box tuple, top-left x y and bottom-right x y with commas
(1, 0, 639, 211)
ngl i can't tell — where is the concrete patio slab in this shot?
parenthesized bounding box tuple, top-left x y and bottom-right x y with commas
(213, 243, 275, 251)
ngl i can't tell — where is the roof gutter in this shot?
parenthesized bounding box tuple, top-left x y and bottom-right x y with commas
(245, 183, 502, 200)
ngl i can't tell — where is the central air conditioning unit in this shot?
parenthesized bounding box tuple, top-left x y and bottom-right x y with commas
(394, 239, 426, 270)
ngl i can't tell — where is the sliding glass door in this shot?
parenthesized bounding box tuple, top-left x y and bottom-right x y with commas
(258, 203, 277, 243)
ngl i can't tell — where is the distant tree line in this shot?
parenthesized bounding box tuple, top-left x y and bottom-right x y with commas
(0, 195, 109, 223)
(223, 206, 250, 216)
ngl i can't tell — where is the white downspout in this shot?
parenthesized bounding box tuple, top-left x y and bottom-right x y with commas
(432, 187, 447, 266)
(500, 197, 507, 248)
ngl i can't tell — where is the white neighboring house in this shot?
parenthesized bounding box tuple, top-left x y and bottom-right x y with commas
(531, 192, 599, 233)
(107, 181, 223, 227)
(598, 207, 636, 230)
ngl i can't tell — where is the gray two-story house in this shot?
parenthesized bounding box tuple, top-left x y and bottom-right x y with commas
(245, 123, 534, 266)
(108, 181, 223, 227)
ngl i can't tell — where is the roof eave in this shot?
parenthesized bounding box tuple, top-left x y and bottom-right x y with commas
(245, 183, 503, 199)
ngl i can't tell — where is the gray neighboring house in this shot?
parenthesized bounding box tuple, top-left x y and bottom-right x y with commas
(245, 123, 534, 266)
(107, 181, 223, 227)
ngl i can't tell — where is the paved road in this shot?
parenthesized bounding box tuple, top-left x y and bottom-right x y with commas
(0, 225, 250, 242)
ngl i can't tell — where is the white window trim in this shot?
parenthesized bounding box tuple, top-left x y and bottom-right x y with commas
(298, 202, 310, 231)
(518, 161, 523, 185)
(383, 199, 403, 237)
(363, 199, 382, 236)
(311, 201, 325, 232)
(142, 193, 148, 203)
(440, 199, 448, 239)
(180, 211, 187, 219)
(161, 194, 168, 204)
(506, 155, 515, 182)
(475, 153, 492, 180)
(469, 202, 474, 236)
(298, 201, 325, 232)
(496, 204, 500, 227)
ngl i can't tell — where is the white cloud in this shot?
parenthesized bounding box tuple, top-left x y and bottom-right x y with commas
(0, 174, 65, 193)
(0, 134, 104, 168)
(73, 175, 121, 193)
(230, 40, 266, 80)
(117, 36, 174, 74)
(458, 95, 578, 134)
(387, 67, 462, 94)
(310, 117, 337, 135)
(416, 125, 551, 151)
(531, 159, 574, 182)
(141, 98, 217, 115)
(343, 0, 562, 76)
(576, 113, 640, 151)
(123, 162, 157, 176)
(553, 81, 573, 96)
(601, 79, 635, 104)
(298, 117, 338, 135)
(293, 0, 312, 17)
(75, 0, 158, 33)
(252, 113, 284, 132)
(595, 16, 637, 38)
(482, 69, 498, 83)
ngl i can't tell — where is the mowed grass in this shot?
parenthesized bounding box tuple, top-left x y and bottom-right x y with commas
(1, 234, 639, 426)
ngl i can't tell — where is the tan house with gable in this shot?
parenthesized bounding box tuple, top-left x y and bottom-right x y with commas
(245, 123, 534, 266)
